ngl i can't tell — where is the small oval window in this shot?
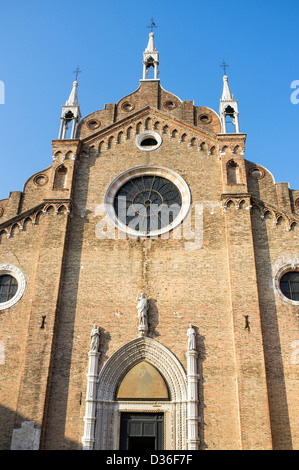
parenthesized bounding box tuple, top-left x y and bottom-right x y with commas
(140, 137, 158, 148)
(136, 132, 162, 151)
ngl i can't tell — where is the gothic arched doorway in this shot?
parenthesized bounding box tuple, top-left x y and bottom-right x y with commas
(93, 337, 188, 450)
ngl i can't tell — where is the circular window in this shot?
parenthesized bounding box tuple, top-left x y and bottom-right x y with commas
(0, 208, 4, 218)
(105, 166, 191, 237)
(87, 120, 101, 130)
(295, 198, 299, 209)
(34, 174, 48, 186)
(198, 114, 212, 125)
(136, 131, 162, 151)
(0, 264, 26, 311)
(249, 167, 265, 180)
(280, 271, 299, 301)
(0, 275, 18, 303)
(275, 265, 299, 305)
(164, 100, 176, 110)
(121, 102, 134, 112)
(114, 175, 182, 233)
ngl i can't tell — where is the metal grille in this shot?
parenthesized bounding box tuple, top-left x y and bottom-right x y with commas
(280, 271, 299, 301)
(0, 275, 18, 303)
(113, 175, 182, 232)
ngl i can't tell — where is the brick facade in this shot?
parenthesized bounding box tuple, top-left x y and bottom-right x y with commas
(0, 72, 298, 450)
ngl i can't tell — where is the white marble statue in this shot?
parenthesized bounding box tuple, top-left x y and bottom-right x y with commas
(187, 323, 196, 351)
(136, 292, 148, 334)
(90, 324, 100, 352)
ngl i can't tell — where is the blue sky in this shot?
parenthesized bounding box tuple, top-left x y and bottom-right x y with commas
(0, 0, 298, 200)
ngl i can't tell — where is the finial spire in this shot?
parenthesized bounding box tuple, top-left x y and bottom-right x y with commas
(58, 71, 81, 139)
(221, 75, 233, 101)
(219, 70, 240, 134)
(142, 20, 159, 80)
(65, 67, 82, 106)
(66, 80, 79, 106)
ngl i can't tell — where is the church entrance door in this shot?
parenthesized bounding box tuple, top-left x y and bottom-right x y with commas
(119, 412, 164, 450)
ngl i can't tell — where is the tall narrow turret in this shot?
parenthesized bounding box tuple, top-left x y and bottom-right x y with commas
(219, 73, 240, 134)
(142, 30, 159, 81)
(58, 78, 81, 140)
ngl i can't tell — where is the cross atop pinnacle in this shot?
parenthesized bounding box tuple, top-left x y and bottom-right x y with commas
(147, 18, 157, 33)
(220, 60, 229, 76)
(73, 65, 82, 82)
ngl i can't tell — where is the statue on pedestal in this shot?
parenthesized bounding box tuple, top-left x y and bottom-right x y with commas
(187, 323, 196, 351)
(136, 292, 148, 336)
(90, 324, 100, 352)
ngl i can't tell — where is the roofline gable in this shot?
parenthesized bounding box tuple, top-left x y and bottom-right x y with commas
(81, 105, 219, 145)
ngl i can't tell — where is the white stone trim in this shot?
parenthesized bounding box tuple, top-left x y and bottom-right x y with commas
(94, 337, 188, 450)
(0, 264, 26, 311)
(136, 131, 162, 151)
(104, 166, 191, 238)
(186, 349, 200, 450)
(82, 350, 101, 450)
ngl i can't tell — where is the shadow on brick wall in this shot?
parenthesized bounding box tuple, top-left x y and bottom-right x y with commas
(194, 328, 207, 450)
(251, 211, 293, 450)
(40, 158, 93, 449)
(0, 404, 78, 450)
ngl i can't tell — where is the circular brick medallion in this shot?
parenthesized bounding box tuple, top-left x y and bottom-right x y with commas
(249, 167, 265, 180)
(0, 208, 4, 218)
(198, 114, 212, 125)
(87, 120, 101, 130)
(34, 174, 48, 186)
(163, 100, 177, 110)
(121, 102, 135, 112)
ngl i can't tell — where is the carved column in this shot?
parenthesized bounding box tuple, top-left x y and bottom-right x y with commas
(186, 324, 200, 450)
(82, 326, 101, 450)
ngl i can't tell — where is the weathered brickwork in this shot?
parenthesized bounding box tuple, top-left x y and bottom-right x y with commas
(0, 74, 298, 451)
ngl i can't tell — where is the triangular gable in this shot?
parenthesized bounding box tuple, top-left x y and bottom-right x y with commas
(81, 105, 219, 149)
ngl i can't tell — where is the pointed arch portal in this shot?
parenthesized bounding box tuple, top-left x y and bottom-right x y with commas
(94, 337, 188, 450)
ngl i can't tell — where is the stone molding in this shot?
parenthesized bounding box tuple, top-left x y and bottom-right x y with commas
(0, 264, 26, 311)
